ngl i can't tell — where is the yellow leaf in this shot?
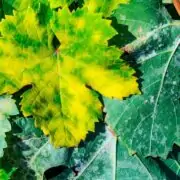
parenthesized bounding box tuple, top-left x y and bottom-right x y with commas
(0, 6, 139, 147)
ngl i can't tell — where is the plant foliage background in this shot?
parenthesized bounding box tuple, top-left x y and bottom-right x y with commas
(0, 0, 179, 179)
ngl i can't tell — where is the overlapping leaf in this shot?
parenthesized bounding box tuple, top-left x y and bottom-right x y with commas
(0, 5, 139, 147)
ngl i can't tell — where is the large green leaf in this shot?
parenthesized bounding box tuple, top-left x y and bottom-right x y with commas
(104, 5, 180, 158)
(0, 96, 19, 158)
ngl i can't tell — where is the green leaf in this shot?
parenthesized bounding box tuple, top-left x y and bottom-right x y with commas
(0, 96, 19, 158)
(104, 6, 180, 157)
(59, 124, 166, 179)
(112, 0, 170, 38)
